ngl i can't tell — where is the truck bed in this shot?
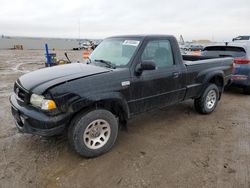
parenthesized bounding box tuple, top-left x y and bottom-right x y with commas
(181, 55, 233, 101)
(182, 55, 215, 61)
(183, 55, 233, 67)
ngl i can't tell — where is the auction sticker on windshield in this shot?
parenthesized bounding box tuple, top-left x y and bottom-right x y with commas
(123, 40, 140, 46)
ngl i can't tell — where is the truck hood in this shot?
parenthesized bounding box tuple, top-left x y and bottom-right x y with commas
(18, 63, 110, 93)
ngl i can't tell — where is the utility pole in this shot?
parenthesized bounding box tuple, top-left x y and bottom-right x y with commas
(78, 20, 81, 39)
(78, 20, 81, 46)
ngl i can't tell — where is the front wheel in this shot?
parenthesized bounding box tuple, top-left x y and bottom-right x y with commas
(194, 84, 219, 114)
(68, 109, 118, 158)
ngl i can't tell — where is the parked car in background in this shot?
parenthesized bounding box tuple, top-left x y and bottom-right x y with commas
(190, 44, 204, 51)
(73, 40, 100, 50)
(232, 36, 250, 42)
(80, 41, 92, 49)
(183, 44, 204, 51)
(202, 42, 250, 94)
(180, 48, 187, 55)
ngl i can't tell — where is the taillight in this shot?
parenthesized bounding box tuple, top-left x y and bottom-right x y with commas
(234, 58, 250, 64)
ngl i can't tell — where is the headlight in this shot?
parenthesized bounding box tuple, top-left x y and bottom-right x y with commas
(30, 94, 56, 110)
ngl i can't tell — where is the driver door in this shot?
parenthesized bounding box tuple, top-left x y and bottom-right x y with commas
(129, 39, 184, 114)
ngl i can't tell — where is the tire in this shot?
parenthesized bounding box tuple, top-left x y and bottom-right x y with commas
(194, 84, 219, 114)
(243, 86, 250, 95)
(68, 109, 118, 158)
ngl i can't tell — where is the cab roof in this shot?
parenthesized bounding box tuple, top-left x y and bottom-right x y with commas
(106, 34, 175, 40)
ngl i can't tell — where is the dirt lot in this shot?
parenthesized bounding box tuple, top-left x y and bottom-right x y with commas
(0, 50, 250, 188)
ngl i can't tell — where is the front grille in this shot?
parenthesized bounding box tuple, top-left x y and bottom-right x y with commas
(14, 81, 30, 103)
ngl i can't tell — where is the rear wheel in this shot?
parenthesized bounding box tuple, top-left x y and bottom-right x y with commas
(194, 84, 219, 114)
(68, 109, 118, 158)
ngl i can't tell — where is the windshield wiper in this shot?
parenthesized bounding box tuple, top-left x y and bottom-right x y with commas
(94, 59, 116, 69)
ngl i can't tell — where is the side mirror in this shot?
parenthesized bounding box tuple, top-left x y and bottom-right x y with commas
(136, 60, 156, 75)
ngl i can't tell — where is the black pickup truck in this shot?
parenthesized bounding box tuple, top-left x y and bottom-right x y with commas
(10, 35, 233, 157)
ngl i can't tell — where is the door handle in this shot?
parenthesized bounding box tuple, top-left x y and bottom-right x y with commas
(173, 72, 180, 78)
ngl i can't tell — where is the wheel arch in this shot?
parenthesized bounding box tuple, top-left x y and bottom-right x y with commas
(69, 92, 130, 127)
(208, 75, 224, 92)
(198, 71, 225, 99)
(206, 73, 224, 99)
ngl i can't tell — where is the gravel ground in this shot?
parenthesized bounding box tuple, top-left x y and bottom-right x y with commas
(0, 50, 250, 188)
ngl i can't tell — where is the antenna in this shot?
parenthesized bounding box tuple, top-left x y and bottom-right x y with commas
(78, 19, 81, 39)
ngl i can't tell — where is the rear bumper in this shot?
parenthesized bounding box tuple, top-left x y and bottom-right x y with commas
(231, 75, 250, 87)
(10, 94, 71, 136)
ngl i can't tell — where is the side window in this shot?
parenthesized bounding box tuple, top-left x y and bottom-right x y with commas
(141, 40, 174, 68)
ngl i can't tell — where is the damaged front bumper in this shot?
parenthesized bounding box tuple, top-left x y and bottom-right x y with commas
(9, 94, 71, 136)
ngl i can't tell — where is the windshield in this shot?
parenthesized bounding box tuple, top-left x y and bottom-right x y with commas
(89, 38, 141, 67)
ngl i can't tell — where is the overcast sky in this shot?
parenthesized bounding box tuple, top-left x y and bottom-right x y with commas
(0, 0, 249, 41)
